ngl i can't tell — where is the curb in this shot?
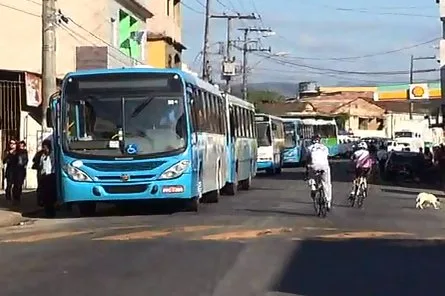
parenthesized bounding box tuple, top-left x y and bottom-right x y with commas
(0, 210, 23, 228)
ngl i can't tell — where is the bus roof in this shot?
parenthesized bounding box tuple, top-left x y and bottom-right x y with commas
(281, 113, 336, 120)
(281, 118, 303, 123)
(301, 118, 336, 125)
(223, 93, 255, 110)
(64, 67, 221, 95)
(255, 113, 284, 122)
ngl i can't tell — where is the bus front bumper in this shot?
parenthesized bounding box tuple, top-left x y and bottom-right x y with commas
(257, 160, 274, 171)
(61, 173, 197, 202)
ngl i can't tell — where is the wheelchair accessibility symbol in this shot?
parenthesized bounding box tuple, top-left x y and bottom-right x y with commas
(126, 144, 138, 155)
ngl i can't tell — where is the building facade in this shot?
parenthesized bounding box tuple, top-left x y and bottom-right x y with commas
(146, 0, 186, 68)
(0, 0, 153, 76)
(0, 0, 154, 188)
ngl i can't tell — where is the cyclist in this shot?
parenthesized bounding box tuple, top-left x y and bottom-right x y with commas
(349, 141, 373, 200)
(306, 134, 332, 211)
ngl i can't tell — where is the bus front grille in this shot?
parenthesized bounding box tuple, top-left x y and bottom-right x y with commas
(86, 161, 166, 172)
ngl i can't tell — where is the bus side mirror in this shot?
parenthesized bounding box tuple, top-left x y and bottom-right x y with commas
(46, 108, 53, 128)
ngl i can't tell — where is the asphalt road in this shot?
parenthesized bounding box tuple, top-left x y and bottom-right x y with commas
(1, 160, 445, 296)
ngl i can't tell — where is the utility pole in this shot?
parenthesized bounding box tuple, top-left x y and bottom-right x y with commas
(211, 13, 258, 92)
(408, 55, 436, 119)
(238, 27, 272, 100)
(41, 0, 57, 130)
(201, 0, 211, 80)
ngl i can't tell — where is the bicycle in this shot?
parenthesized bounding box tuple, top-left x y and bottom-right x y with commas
(312, 170, 328, 218)
(349, 175, 367, 208)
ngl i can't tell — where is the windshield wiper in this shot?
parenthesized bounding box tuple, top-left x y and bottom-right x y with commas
(131, 97, 155, 118)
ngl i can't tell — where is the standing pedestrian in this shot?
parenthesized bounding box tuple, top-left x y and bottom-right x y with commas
(2, 139, 18, 202)
(12, 141, 29, 204)
(32, 145, 45, 206)
(39, 140, 56, 217)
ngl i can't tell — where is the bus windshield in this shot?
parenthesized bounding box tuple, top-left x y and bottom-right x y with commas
(62, 73, 187, 157)
(256, 122, 271, 147)
(284, 122, 296, 148)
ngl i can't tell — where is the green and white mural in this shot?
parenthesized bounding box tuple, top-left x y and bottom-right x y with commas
(118, 9, 141, 60)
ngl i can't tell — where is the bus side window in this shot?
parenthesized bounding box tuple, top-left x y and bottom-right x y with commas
(229, 107, 236, 138)
(251, 112, 256, 138)
(215, 96, 221, 134)
(240, 108, 246, 138)
(189, 89, 199, 132)
(221, 98, 227, 135)
(194, 89, 204, 132)
(202, 91, 210, 132)
(208, 94, 215, 133)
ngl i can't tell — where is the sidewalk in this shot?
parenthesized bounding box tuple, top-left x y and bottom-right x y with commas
(0, 190, 42, 227)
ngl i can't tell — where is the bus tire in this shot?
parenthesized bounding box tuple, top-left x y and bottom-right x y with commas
(203, 164, 221, 203)
(239, 176, 251, 190)
(185, 197, 199, 212)
(223, 170, 238, 195)
(78, 202, 96, 217)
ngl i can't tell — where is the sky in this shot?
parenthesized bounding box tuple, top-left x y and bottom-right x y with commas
(180, 0, 442, 86)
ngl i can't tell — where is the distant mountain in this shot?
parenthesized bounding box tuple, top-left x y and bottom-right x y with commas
(230, 82, 297, 97)
(228, 81, 380, 98)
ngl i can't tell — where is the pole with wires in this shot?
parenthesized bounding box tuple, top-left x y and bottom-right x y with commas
(41, 0, 57, 131)
(238, 27, 272, 100)
(211, 13, 258, 93)
(201, 0, 211, 81)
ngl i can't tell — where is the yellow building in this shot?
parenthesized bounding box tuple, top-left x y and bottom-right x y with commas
(146, 0, 186, 68)
(320, 86, 377, 93)
(373, 82, 441, 101)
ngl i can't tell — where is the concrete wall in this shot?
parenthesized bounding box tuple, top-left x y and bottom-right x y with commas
(147, 0, 182, 43)
(146, 0, 183, 67)
(1, 0, 151, 188)
(0, 0, 148, 76)
(147, 40, 167, 67)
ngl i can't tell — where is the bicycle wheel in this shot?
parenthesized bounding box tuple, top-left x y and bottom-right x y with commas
(318, 188, 328, 218)
(348, 188, 356, 207)
(357, 183, 366, 208)
(313, 191, 319, 215)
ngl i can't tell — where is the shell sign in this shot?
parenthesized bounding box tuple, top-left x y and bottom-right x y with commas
(409, 83, 429, 100)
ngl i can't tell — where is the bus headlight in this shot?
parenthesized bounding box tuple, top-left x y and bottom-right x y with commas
(63, 164, 92, 182)
(159, 160, 190, 180)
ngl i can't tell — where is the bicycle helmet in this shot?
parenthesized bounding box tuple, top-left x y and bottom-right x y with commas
(312, 134, 321, 144)
(358, 141, 368, 150)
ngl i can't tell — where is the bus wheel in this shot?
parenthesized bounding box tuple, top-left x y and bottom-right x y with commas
(203, 166, 221, 203)
(78, 202, 97, 217)
(223, 171, 238, 195)
(239, 176, 251, 190)
(185, 197, 199, 212)
(266, 167, 275, 175)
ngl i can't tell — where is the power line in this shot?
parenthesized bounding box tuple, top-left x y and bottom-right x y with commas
(274, 36, 440, 61)
(253, 52, 439, 76)
(66, 16, 143, 65)
(58, 23, 130, 66)
(181, 2, 204, 14)
(0, 2, 40, 17)
(306, 3, 438, 18)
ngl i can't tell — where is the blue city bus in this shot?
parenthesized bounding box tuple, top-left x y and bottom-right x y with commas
(46, 67, 228, 215)
(281, 114, 339, 158)
(282, 118, 304, 166)
(221, 93, 257, 195)
(255, 113, 285, 174)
